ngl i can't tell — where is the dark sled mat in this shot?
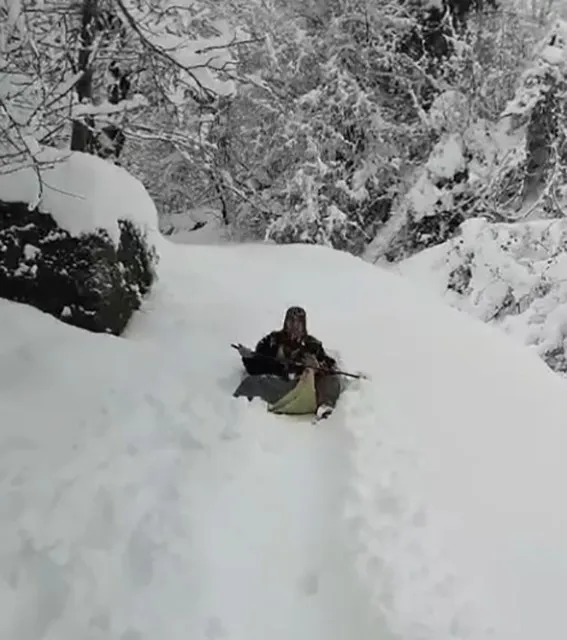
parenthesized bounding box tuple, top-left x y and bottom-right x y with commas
(233, 374, 297, 405)
(233, 370, 318, 415)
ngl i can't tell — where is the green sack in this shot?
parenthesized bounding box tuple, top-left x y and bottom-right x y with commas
(268, 369, 318, 415)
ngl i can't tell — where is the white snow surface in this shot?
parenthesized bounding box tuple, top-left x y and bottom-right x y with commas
(0, 149, 159, 245)
(3, 239, 567, 640)
(159, 206, 231, 245)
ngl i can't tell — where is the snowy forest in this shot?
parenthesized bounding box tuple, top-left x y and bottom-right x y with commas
(4, 0, 567, 372)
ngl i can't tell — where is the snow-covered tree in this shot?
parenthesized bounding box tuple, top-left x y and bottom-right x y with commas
(3, 0, 553, 257)
(364, 7, 548, 262)
(0, 0, 252, 175)
(183, 0, 545, 256)
(488, 18, 567, 218)
(191, 0, 436, 251)
(0, 0, 82, 173)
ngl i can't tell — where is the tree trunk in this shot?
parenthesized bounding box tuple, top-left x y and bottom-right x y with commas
(70, 0, 97, 152)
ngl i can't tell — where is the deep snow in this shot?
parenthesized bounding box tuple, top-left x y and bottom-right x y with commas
(0, 148, 158, 245)
(3, 237, 567, 640)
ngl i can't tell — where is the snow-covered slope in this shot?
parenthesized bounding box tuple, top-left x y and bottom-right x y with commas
(3, 238, 567, 640)
(398, 216, 567, 374)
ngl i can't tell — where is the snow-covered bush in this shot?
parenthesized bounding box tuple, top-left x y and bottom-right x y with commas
(0, 148, 158, 335)
(261, 63, 397, 253)
(365, 127, 471, 262)
(206, 0, 546, 257)
(203, 0, 437, 253)
(400, 216, 567, 374)
(491, 18, 567, 217)
(393, 19, 567, 375)
(365, 14, 555, 263)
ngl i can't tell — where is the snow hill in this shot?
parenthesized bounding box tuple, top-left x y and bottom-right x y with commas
(3, 237, 567, 640)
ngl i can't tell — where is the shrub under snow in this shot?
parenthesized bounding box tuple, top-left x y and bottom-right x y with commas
(0, 148, 159, 335)
(400, 216, 567, 374)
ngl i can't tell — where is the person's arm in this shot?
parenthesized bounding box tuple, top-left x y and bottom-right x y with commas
(307, 338, 337, 372)
(242, 332, 287, 376)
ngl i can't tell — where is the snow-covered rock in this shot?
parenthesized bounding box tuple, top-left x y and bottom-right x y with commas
(0, 148, 159, 335)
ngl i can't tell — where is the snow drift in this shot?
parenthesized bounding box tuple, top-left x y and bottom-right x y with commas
(399, 216, 567, 374)
(2, 238, 567, 640)
(0, 147, 159, 246)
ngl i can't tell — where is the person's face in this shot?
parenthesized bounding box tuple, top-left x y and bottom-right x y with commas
(285, 312, 306, 341)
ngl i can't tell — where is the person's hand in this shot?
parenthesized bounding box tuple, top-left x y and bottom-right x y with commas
(303, 353, 319, 369)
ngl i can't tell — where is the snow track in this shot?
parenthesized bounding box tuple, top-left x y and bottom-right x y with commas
(180, 401, 380, 640)
(122, 245, 382, 640)
(0, 299, 381, 640)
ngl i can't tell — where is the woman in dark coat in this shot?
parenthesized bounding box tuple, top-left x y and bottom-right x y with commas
(233, 306, 341, 419)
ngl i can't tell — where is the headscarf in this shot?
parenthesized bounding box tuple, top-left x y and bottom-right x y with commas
(283, 306, 307, 342)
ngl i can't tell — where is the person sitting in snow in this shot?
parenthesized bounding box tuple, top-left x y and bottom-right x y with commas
(234, 306, 341, 419)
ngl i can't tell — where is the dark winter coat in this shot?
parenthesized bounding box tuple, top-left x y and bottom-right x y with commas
(241, 330, 337, 379)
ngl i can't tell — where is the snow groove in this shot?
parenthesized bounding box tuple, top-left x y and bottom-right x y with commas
(343, 382, 489, 640)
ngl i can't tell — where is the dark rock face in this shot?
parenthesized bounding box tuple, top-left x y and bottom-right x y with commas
(0, 200, 157, 335)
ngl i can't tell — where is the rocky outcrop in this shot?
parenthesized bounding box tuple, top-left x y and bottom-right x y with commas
(0, 199, 157, 335)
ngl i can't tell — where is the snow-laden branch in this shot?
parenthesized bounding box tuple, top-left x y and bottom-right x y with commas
(114, 0, 250, 100)
(71, 93, 148, 117)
